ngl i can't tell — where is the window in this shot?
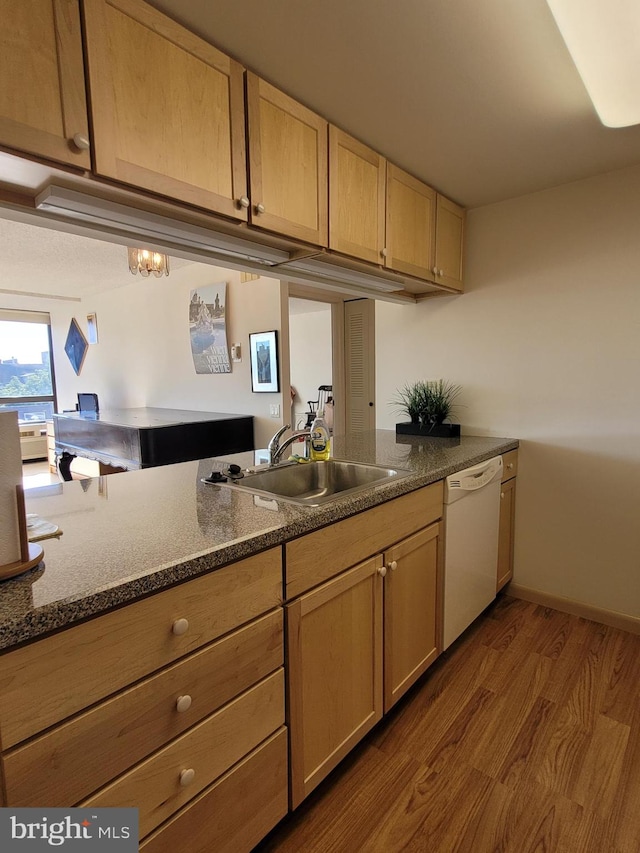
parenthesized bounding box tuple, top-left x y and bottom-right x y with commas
(0, 309, 57, 422)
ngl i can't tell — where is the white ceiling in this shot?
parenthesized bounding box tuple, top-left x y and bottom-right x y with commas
(4, 0, 640, 302)
(0, 219, 194, 302)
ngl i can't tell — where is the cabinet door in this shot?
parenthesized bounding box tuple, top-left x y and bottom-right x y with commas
(384, 522, 441, 712)
(434, 194, 465, 291)
(246, 72, 328, 245)
(0, 0, 90, 167)
(82, 0, 247, 218)
(497, 477, 516, 591)
(385, 163, 436, 279)
(329, 126, 385, 264)
(286, 556, 383, 807)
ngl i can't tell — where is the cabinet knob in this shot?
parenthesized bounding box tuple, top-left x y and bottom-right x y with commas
(171, 618, 189, 636)
(72, 132, 90, 151)
(377, 565, 387, 577)
(501, 492, 505, 499)
(381, 248, 387, 258)
(432, 265, 438, 276)
(388, 560, 398, 571)
(439, 269, 444, 276)
(179, 768, 196, 787)
(238, 196, 250, 209)
(507, 462, 514, 470)
(176, 694, 192, 713)
(255, 203, 266, 215)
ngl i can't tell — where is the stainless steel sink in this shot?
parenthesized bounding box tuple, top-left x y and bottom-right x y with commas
(228, 459, 412, 506)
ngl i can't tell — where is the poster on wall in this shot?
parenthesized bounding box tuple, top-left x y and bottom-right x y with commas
(189, 283, 231, 374)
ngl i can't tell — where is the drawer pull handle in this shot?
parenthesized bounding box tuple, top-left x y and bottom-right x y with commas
(176, 695, 192, 713)
(172, 618, 189, 636)
(179, 768, 195, 787)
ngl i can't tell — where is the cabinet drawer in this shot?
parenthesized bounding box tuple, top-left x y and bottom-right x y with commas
(285, 482, 443, 599)
(82, 669, 285, 839)
(502, 450, 518, 482)
(0, 548, 282, 748)
(140, 727, 288, 853)
(3, 609, 283, 807)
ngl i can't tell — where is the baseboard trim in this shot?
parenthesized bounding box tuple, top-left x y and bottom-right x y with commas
(507, 583, 640, 635)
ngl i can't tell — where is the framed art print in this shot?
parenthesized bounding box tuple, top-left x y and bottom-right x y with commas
(249, 330, 279, 392)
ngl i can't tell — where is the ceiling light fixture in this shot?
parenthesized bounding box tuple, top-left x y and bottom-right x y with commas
(546, 0, 640, 127)
(128, 247, 170, 278)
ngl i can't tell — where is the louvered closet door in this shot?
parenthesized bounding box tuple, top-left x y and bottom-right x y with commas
(344, 298, 375, 432)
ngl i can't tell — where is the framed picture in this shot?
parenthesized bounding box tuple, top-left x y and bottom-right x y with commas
(249, 330, 279, 392)
(86, 313, 98, 344)
(64, 318, 88, 376)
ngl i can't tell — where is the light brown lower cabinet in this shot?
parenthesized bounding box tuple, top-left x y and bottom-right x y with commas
(287, 556, 384, 808)
(497, 476, 517, 591)
(139, 728, 288, 853)
(497, 450, 518, 591)
(383, 522, 442, 712)
(0, 549, 286, 852)
(286, 512, 443, 807)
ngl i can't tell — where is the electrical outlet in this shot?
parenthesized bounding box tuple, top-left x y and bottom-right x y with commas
(269, 404, 280, 418)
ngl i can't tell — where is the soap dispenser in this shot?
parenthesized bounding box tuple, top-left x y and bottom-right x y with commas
(309, 409, 331, 461)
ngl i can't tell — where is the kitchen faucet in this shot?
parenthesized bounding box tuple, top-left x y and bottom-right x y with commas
(267, 424, 311, 465)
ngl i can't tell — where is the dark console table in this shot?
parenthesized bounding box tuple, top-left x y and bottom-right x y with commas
(53, 408, 254, 471)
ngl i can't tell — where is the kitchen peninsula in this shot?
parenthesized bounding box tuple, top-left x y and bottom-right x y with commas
(0, 431, 517, 852)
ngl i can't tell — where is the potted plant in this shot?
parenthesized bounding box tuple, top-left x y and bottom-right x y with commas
(392, 379, 462, 437)
(390, 381, 428, 424)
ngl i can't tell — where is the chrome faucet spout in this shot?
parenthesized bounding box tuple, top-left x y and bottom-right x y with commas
(267, 424, 311, 465)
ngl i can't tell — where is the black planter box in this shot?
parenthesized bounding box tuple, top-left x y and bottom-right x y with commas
(396, 422, 461, 438)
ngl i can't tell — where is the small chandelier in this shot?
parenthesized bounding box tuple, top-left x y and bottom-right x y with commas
(127, 247, 170, 278)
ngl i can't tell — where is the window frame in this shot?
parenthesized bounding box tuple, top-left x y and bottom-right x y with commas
(0, 310, 58, 422)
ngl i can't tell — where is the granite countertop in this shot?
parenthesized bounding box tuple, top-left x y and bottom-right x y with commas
(0, 430, 518, 652)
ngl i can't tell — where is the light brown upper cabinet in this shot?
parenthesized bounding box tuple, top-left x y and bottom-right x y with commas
(82, 0, 248, 218)
(0, 0, 90, 168)
(328, 126, 385, 264)
(246, 72, 328, 246)
(434, 194, 465, 291)
(385, 163, 437, 280)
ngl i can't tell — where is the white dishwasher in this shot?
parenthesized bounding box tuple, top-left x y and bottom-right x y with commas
(443, 455, 503, 649)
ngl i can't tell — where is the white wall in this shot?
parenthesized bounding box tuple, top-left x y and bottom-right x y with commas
(84, 264, 286, 447)
(289, 300, 332, 429)
(376, 164, 640, 620)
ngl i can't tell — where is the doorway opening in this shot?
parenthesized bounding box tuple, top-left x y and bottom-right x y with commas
(287, 288, 376, 436)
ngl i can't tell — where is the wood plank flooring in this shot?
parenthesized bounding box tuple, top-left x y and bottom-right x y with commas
(254, 595, 640, 853)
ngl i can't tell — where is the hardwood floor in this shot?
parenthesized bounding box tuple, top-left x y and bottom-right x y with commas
(255, 595, 640, 852)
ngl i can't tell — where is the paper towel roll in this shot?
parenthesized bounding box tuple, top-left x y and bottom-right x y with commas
(0, 411, 22, 566)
